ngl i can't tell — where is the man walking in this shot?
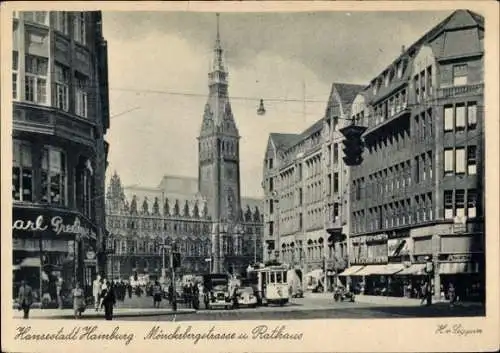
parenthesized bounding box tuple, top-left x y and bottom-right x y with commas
(18, 280, 34, 319)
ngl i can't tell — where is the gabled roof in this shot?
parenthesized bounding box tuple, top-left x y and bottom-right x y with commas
(334, 83, 367, 105)
(300, 118, 324, 139)
(269, 133, 301, 150)
(365, 9, 484, 104)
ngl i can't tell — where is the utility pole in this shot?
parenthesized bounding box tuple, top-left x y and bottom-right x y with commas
(170, 247, 177, 312)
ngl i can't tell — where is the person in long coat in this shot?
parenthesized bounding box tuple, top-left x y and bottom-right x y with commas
(101, 281, 116, 320)
(18, 280, 34, 319)
(72, 282, 86, 319)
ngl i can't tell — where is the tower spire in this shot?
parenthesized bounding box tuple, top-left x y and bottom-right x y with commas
(212, 13, 225, 73)
(216, 13, 221, 48)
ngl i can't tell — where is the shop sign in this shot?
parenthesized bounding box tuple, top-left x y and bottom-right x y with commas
(365, 233, 388, 243)
(353, 256, 387, 265)
(441, 254, 473, 262)
(12, 206, 97, 239)
(388, 239, 410, 257)
(414, 255, 431, 263)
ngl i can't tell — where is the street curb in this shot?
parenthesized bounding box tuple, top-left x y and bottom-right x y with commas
(13, 310, 197, 320)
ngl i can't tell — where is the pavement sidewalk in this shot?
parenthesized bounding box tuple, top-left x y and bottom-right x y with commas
(13, 307, 196, 320)
(306, 291, 483, 308)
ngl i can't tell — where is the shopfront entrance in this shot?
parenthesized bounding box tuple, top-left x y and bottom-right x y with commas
(12, 205, 97, 307)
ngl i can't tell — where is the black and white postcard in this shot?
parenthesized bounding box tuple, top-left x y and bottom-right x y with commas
(1, 1, 499, 352)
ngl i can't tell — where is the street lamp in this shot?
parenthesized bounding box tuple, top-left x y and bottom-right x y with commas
(425, 256, 434, 306)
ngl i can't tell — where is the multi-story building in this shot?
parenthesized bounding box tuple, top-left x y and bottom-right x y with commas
(262, 83, 364, 290)
(104, 15, 263, 280)
(345, 10, 484, 301)
(11, 11, 110, 303)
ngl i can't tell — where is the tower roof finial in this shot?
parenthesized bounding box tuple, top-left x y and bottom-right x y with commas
(215, 13, 221, 48)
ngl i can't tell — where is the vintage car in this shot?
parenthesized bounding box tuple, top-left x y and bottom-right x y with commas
(235, 287, 258, 308)
(203, 274, 234, 310)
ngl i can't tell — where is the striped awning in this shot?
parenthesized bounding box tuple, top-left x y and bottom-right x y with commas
(396, 264, 427, 276)
(338, 265, 365, 276)
(439, 262, 479, 274)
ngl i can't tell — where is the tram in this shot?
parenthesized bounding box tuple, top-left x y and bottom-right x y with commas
(247, 264, 289, 306)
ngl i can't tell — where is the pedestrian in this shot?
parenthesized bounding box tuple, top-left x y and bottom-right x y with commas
(186, 283, 193, 308)
(152, 280, 162, 308)
(92, 275, 102, 311)
(101, 281, 116, 320)
(18, 280, 34, 319)
(448, 283, 456, 308)
(72, 282, 86, 319)
(56, 275, 63, 309)
(168, 283, 173, 304)
(99, 278, 108, 309)
(192, 282, 200, 310)
(420, 281, 427, 305)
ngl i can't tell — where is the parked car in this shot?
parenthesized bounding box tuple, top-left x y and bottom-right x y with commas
(235, 287, 258, 308)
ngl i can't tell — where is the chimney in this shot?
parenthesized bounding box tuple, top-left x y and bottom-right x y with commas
(401, 45, 406, 54)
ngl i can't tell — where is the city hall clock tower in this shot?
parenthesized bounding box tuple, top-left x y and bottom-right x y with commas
(198, 13, 241, 223)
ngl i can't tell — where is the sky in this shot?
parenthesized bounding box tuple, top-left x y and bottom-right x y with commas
(102, 10, 451, 198)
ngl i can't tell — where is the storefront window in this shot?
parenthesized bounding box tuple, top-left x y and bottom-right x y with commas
(12, 140, 33, 202)
(41, 147, 66, 205)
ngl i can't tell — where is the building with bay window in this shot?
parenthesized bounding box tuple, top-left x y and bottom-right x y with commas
(344, 10, 484, 302)
(12, 11, 110, 306)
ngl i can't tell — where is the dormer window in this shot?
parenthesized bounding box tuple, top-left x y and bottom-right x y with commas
(384, 72, 390, 87)
(372, 82, 378, 95)
(397, 60, 404, 78)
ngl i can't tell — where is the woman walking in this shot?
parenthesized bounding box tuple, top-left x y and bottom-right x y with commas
(72, 282, 86, 319)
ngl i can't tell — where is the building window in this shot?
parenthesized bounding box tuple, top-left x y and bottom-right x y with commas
(455, 148, 466, 174)
(54, 63, 69, 111)
(467, 145, 477, 175)
(12, 141, 33, 202)
(452, 64, 468, 86)
(41, 147, 66, 205)
(269, 200, 273, 214)
(467, 189, 477, 218)
(468, 102, 477, 129)
(444, 190, 453, 219)
(455, 104, 466, 130)
(54, 12, 69, 34)
(333, 143, 338, 164)
(268, 158, 273, 169)
(13, 51, 18, 100)
(444, 105, 454, 131)
(269, 177, 274, 192)
(23, 11, 48, 25)
(455, 190, 465, 218)
(333, 172, 339, 193)
(269, 222, 274, 236)
(25, 55, 48, 104)
(73, 12, 86, 45)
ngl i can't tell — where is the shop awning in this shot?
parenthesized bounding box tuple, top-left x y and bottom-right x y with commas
(396, 264, 427, 276)
(439, 262, 479, 274)
(353, 265, 388, 276)
(376, 264, 405, 275)
(19, 257, 41, 268)
(338, 265, 365, 276)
